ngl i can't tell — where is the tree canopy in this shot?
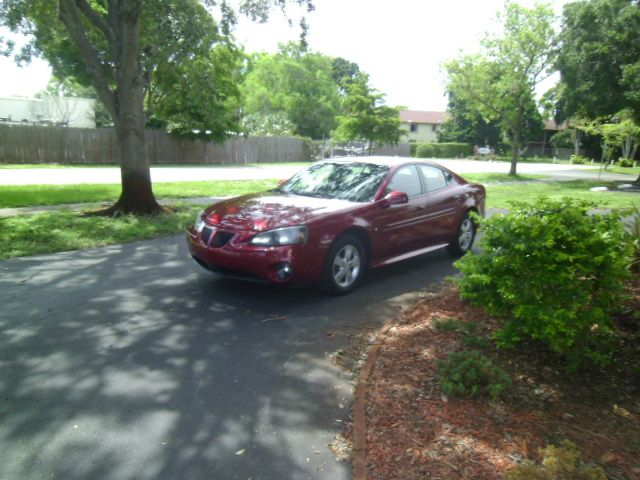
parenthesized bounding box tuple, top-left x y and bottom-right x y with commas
(0, 0, 313, 214)
(241, 42, 340, 139)
(444, 2, 555, 174)
(332, 72, 405, 152)
(556, 0, 640, 123)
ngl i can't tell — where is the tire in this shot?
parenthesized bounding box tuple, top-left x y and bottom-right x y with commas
(447, 212, 476, 257)
(321, 235, 366, 295)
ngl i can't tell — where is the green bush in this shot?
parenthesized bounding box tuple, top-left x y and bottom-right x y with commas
(505, 440, 607, 480)
(409, 142, 418, 157)
(437, 350, 510, 400)
(415, 143, 436, 158)
(456, 198, 632, 368)
(618, 158, 634, 168)
(570, 154, 589, 164)
(415, 142, 472, 158)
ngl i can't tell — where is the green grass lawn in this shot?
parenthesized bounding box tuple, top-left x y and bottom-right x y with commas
(486, 179, 640, 209)
(2, 177, 640, 261)
(0, 179, 279, 208)
(0, 203, 202, 260)
(605, 165, 640, 176)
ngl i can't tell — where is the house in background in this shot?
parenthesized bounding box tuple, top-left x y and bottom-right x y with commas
(0, 96, 96, 128)
(400, 110, 450, 143)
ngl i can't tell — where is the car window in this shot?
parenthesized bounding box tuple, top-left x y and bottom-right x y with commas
(282, 162, 389, 202)
(386, 165, 422, 197)
(419, 165, 448, 193)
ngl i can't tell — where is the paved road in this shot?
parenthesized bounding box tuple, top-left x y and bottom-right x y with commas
(0, 235, 460, 480)
(1, 158, 635, 185)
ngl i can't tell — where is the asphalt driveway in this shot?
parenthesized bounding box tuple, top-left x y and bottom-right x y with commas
(0, 234, 459, 480)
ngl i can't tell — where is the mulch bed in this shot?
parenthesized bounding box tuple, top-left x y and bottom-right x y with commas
(363, 284, 640, 480)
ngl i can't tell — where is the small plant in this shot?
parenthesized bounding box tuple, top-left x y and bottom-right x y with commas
(433, 318, 490, 348)
(438, 350, 510, 400)
(433, 317, 465, 332)
(505, 440, 607, 480)
(456, 197, 632, 369)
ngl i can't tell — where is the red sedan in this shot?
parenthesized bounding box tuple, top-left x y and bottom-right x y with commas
(187, 158, 485, 294)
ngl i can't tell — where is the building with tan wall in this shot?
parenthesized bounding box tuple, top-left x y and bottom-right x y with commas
(400, 110, 450, 143)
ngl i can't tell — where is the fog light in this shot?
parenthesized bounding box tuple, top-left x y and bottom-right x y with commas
(275, 262, 294, 280)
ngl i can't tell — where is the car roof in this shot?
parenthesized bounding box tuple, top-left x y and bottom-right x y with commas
(318, 156, 442, 168)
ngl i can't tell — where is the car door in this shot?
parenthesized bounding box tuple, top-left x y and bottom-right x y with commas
(416, 164, 460, 245)
(368, 164, 428, 259)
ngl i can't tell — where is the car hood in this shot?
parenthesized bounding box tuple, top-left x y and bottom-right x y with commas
(203, 191, 359, 231)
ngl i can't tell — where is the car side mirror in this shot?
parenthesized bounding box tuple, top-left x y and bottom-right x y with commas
(380, 190, 409, 208)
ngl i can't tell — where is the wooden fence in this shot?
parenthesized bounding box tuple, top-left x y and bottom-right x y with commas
(0, 124, 313, 164)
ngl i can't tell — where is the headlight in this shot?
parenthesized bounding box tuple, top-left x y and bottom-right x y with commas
(194, 210, 205, 233)
(250, 226, 308, 246)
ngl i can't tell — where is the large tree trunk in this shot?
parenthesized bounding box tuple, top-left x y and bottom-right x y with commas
(58, 0, 160, 216)
(107, 3, 160, 216)
(103, 1, 160, 215)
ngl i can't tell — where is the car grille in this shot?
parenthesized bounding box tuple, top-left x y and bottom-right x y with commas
(201, 226, 234, 248)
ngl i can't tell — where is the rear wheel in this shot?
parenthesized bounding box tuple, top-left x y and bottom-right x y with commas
(321, 235, 366, 295)
(447, 212, 476, 257)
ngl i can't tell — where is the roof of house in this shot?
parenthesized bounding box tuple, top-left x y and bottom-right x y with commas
(400, 110, 450, 125)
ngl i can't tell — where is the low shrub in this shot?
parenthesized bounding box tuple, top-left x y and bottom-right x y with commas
(570, 154, 589, 164)
(505, 440, 607, 480)
(415, 143, 436, 158)
(432, 317, 464, 332)
(455, 198, 632, 369)
(433, 318, 490, 348)
(618, 158, 634, 168)
(437, 350, 510, 400)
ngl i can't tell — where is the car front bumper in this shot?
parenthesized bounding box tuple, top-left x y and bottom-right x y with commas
(187, 226, 322, 284)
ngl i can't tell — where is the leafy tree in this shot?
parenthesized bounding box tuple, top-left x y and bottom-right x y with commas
(0, 0, 312, 214)
(445, 2, 556, 174)
(438, 92, 503, 150)
(331, 56, 360, 94)
(241, 112, 295, 137)
(332, 72, 405, 153)
(242, 42, 340, 139)
(556, 0, 640, 123)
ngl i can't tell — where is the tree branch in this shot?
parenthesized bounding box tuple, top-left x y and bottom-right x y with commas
(75, 0, 114, 44)
(58, 0, 117, 119)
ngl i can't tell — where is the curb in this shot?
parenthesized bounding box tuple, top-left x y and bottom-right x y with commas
(352, 320, 397, 480)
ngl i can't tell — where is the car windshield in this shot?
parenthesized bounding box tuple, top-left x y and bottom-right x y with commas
(281, 162, 389, 202)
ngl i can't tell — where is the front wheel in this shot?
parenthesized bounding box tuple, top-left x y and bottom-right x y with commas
(321, 235, 366, 295)
(447, 212, 476, 257)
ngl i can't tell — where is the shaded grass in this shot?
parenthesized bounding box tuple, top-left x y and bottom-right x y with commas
(486, 179, 640, 209)
(0, 203, 202, 260)
(0, 179, 279, 208)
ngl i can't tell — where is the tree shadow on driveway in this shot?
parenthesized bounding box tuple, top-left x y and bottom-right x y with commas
(0, 235, 457, 480)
